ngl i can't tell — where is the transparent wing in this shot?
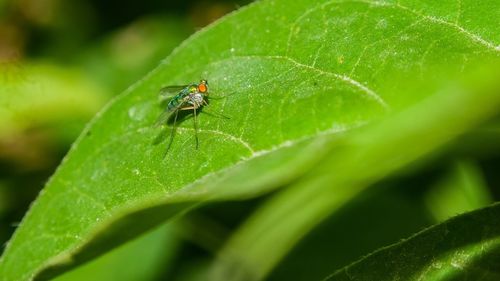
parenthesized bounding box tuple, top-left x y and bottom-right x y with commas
(154, 101, 187, 127)
(154, 110, 174, 127)
(159, 85, 187, 101)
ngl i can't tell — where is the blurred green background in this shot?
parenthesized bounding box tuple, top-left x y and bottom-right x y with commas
(0, 0, 249, 253)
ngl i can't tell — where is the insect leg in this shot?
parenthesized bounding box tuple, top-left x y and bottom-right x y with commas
(166, 109, 179, 153)
(208, 96, 225, 100)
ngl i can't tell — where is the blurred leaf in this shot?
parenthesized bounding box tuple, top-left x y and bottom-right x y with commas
(452, 121, 500, 159)
(78, 16, 192, 93)
(53, 223, 179, 281)
(0, 0, 499, 280)
(324, 202, 500, 281)
(0, 181, 8, 216)
(0, 62, 108, 169)
(209, 69, 500, 281)
(0, 62, 107, 139)
(267, 185, 433, 281)
(425, 161, 493, 222)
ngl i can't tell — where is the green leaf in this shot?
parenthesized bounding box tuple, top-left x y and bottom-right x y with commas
(78, 16, 192, 93)
(0, 63, 107, 139)
(324, 202, 500, 281)
(209, 68, 500, 281)
(0, 62, 108, 168)
(425, 161, 493, 222)
(0, 0, 499, 280)
(52, 223, 179, 281)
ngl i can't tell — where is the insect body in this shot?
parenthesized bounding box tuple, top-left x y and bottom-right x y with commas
(166, 80, 209, 112)
(156, 79, 212, 153)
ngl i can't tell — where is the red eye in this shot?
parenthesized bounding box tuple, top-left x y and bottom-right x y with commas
(198, 84, 207, 93)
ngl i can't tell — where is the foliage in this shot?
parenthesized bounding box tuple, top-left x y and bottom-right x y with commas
(0, 0, 499, 280)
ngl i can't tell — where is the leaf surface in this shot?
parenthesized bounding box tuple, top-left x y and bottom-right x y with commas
(324, 202, 500, 281)
(209, 69, 500, 281)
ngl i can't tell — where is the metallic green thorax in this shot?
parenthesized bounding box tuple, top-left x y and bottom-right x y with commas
(167, 84, 198, 112)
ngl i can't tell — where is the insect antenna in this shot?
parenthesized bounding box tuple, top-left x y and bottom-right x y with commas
(201, 110, 230, 119)
(208, 91, 238, 100)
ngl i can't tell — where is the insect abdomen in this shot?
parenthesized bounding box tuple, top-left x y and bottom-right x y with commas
(167, 97, 181, 111)
(167, 90, 190, 112)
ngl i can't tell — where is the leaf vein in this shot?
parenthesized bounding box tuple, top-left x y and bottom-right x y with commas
(394, 2, 500, 52)
(234, 55, 389, 109)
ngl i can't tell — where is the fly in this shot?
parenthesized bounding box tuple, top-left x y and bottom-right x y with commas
(156, 79, 228, 153)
